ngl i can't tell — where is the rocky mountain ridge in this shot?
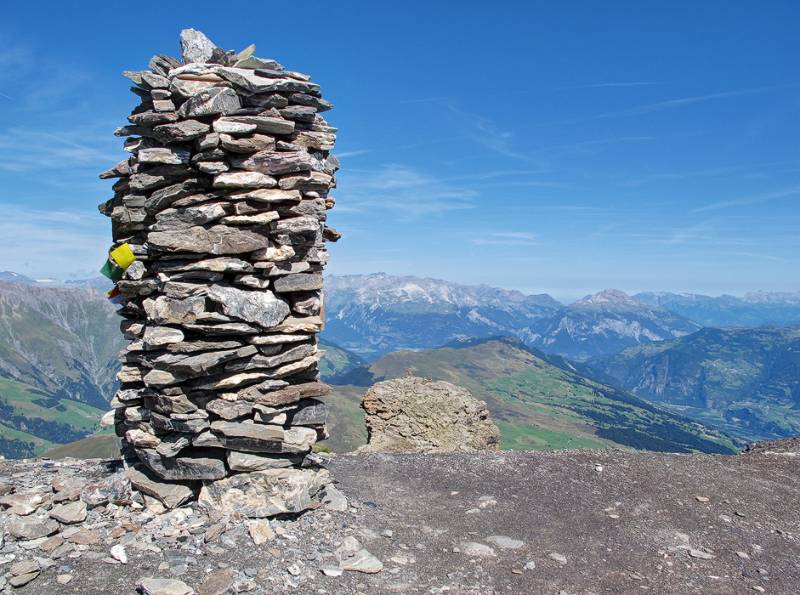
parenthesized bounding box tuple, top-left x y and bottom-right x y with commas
(635, 290, 800, 328)
(323, 275, 711, 360)
(526, 288, 702, 361)
(323, 273, 562, 358)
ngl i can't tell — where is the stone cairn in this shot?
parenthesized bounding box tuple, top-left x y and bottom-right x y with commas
(98, 29, 340, 513)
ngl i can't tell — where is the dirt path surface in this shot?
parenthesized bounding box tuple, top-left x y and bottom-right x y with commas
(330, 449, 800, 594)
(1, 447, 799, 594)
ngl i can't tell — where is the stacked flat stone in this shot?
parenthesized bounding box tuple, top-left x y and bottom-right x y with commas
(98, 29, 339, 506)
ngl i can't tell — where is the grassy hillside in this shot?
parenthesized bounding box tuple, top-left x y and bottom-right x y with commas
(318, 339, 367, 379)
(0, 377, 106, 458)
(43, 433, 120, 460)
(332, 337, 738, 454)
(320, 385, 369, 453)
(593, 327, 800, 441)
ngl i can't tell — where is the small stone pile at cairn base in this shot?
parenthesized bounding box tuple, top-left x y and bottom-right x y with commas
(99, 29, 340, 513)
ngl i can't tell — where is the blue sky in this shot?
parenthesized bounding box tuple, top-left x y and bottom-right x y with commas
(0, 1, 797, 300)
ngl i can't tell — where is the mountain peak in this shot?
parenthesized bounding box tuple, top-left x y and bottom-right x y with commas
(575, 288, 637, 307)
(325, 273, 561, 310)
(0, 271, 35, 284)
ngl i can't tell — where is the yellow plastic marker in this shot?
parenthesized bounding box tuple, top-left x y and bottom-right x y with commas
(109, 243, 136, 269)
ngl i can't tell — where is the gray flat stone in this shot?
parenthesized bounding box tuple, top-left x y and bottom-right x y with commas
(148, 225, 269, 255)
(206, 285, 290, 329)
(180, 28, 218, 64)
(8, 517, 59, 540)
(138, 577, 194, 595)
(49, 500, 88, 524)
(126, 466, 196, 509)
(178, 87, 241, 118)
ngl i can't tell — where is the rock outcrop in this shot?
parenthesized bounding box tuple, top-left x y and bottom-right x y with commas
(360, 377, 501, 453)
(98, 29, 339, 507)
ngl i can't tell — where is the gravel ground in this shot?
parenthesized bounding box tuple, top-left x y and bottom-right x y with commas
(2, 445, 799, 594)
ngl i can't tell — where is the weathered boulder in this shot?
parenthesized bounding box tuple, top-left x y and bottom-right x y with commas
(360, 377, 501, 453)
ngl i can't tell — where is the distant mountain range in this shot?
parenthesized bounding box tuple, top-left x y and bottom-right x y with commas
(324, 273, 562, 358)
(7, 269, 799, 361)
(323, 275, 800, 361)
(324, 274, 705, 360)
(525, 289, 701, 361)
(0, 270, 798, 458)
(591, 327, 800, 441)
(635, 291, 800, 328)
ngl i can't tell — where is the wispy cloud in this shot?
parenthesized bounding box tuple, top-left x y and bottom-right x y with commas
(539, 84, 796, 127)
(335, 149, 372, 159)
(567, 82, 660, 89)
(0, 204, 107, 279)
(443, 103, 530, 161)
(338, 164, 477, 218)
(628, 86, 788, 114)
(535, 204, 604, 212)
(621, 162, 778, 187)
(661, 222, 717, 245)
(725, 251, 789, 264)
(0, 128, 120, 173)
(530, 136, 654, 161)
(438, 169, 553, 184)
(395, 136, 463, 151)
(691, 185, 800, 213)
(0, 42, 92, 113)
(403, 97, 530, 161)
(398, 96, 453, 105)
(471, 232, 538, 246)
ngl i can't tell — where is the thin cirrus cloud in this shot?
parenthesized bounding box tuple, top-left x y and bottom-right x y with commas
(471, 232, 538, 246)
(441, 103, 531, 161)
(337, 164, 477, 218)
(566, 82, 660, 89)
(690, 185, 800, 213)
(0, 128, 120, 173)
(536, 84, 796, 128)
(335, 149, 372, 159)
(402, 97, 530, 161)
(628, 85, 791, 114)
(399, 97, 657, 164)
(724, 251, 788, 264)
(0, 42, 93, 113)
(336, 164, 566, 219)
